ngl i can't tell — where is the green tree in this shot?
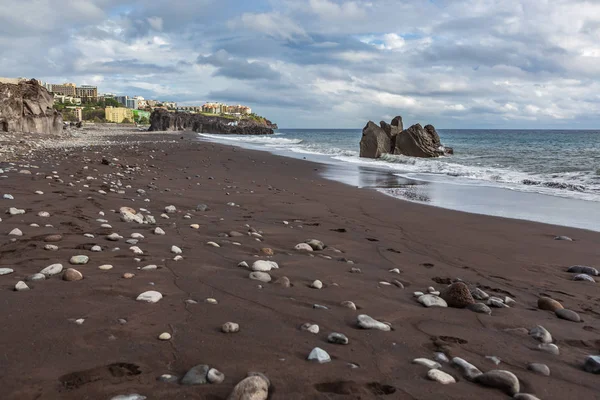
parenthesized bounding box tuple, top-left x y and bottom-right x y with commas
(139, 116, 150, 124)
(122, 118, 132, 124)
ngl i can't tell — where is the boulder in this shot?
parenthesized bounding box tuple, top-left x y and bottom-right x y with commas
(359, 121, 391, 158)
(393, 124, 441, 158)
(0, 80, 63, 134)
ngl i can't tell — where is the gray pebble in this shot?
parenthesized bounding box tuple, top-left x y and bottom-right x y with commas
(556, 309, 581, 322)
(328, 332, 349, 345)
(527, 363, 550, 376)
(181, 364, 210, 385)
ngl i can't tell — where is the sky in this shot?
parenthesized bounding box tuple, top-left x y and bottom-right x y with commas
(1, 0, 599, 129)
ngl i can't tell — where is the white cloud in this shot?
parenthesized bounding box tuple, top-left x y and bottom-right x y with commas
(147, 16, 163, 31)
(235, 12, 307, 41)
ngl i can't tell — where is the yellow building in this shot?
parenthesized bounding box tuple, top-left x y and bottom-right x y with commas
(51, 83, 77, 96)
(105, 106, 134, 123)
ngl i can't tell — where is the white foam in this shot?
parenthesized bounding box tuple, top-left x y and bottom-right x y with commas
(198, 133, 303, 145)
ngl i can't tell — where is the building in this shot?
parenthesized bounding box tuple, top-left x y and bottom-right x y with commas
(202, 102, 252, 115)
(74, 107, 83, 122)
(163, 101, 177, 109)
(105, 106, 134, 123)
(146, 100, 158, 107)
(50, 83, 77, 96)
(53, 94, 82, 105)
(126, 98, 138, 109)
(75, 85, 98, 101)
(115, 96, 128, 107)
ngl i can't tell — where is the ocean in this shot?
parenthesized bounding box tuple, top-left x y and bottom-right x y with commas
(198, 129, 600, 231)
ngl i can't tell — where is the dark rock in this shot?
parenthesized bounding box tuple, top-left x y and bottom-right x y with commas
(380, 121, 401, 138)
(359, 121, 391, 158)
(0, 79, 63, 134)
(181, 364, 210, 385)
(440, 282, 475, 308)
(424, 125, 442, 148)
(584, 355, 600, 374)
(392, 123, 448, 158)
(149, 109, 274, 135)
(474, 370, 520, 396)
(555, 309, 581, 322)
(467, 303, 492, 315)
(328, 332, 349, 345)
(568, 265, 598, 276)
(273, 276, 291, 288)
(391, 116, 403, 130)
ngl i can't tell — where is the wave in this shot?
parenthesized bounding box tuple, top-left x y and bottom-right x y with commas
(198, 133, 303, 145)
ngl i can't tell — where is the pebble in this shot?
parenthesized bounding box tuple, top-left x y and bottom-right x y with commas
(126, 239, 138, 245)
(306, 239, 325, 250)
(308, 347, 331, 363)
(107, 233, 122, 241)
(350, 267, 362, 273)
(310, 280, 323, 289)
(537, 343, 559, 355)
(427, 369, 456, 384)
(529, 325, 552, 343)
(8, 207, 25, 215)
(249, 272, 271, 283)
(567, 265, 598, 276)
(227, 376, 269, 400)
(84, 233, 95, 238)
(474, 370, 520, 396)
(44, 234, 62, 242)
(527, 363, 550, 376)
(418, 294, 448, 308)
(91, 245, 102, 252)
(40, 263, 63, 277)
(141, 265, 158, 271)
(294, 243, 313, 252)
(136, 291, 163, 303)
(27, 273, 45, 282)
(154, 227, 165, 235)
(158, 374, 178, 383)
(158, 332, 172, 341)
(505, 296, 516, 306)
(3, 194, 14, 200)
(173, 255, 183, 261)
(260, 248, 274, 256)
(63, 268, 83, 281)
(357, 314, 391, 331)
(15, 281, 29, 291)
(434, 352, 450, 363)
(301, 323, 319, 334)
(514, 394, 541, 400)
(171, 246, 182, 254)
(110, 395, 146, 400)
(487, 297, 509, 308)
(486, 356, 501, 365)
(556, 308, 581, 322)
(389, 268, 400, 274)
(273, 276, 291, 287)
(70, 255, 89, 265)
(131, 233, 144, 239)
(207, 368, 225, 384)
(583, 355, 600, 374)
(573, 274, 595, 282)
(313, 304, 329, 310)
(205, 298, 218, 304)
(123, 273, 135, 279)
(554, 235, 573, 241)
(538, 296, 563, 312)
(341, 301, 357, 310)
(75, 318, 85, 325)
(222, 322, 240, 333)
(467, 303, 492, 315)
(0, 268, 14, 276)
(207, 241, 220, 247)
(328, 332, 349, 345)
(452, 357, 483, 381)
(251, 260, 278, 272)
(190, 224, 200, 229)
(181, 364, 210, 385)
(164, 205, 177, 214)
(412, 358, 441, 369)
(8, 228, 23, 236)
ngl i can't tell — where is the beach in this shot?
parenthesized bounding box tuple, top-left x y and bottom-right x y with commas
(0, 127, 599, 399)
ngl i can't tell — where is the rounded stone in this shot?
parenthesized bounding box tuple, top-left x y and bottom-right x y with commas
(357, 314, 391, 331)
(27, 273, 45, 282)
(0, 268, 14, 276)
(440, 282, 475, 308)
(310, 280, 323, 289)
(260, 248, 274, 256)
(412, 358, 441, 369)
(228, 376, 269, 400)
(294, 243, 313, 252)
(583, 355, 600, 374)
(15, 281, 30, 291)
(418, 294, 448, 308)
(222, 322, 240, 333)
(474, 370, 520, 396)
(136, 290, 163, 303)
(207, 368, 224, 384)
(537, 343, 559, 355)
(99, 264, 113, 271)
(573, 274, 595, 283)
(69, 255, 89, 265)
(273, 276, 291, 287)
(123, 273, 135, 279)
(328, 332, 349, 345)
(305, 239, 325, 250)
(568, 265, 599, 276)
(251, 260, 278, 272)
(341, 301, 357, 310)
(556, 308, 581, 322)
(538, 297, 563, 312)
(40, 263, 63, 277)
(158, 374, 179, 383)
(158, 332, 172, 340)
(427, 369, 456, 384)
(44, 234, 63, 242)
(9, 228, 23, 236)
(44, 244, 59, 251)
(300, 323, 319, 334)
(63, 268, 83, 281)
(527, 363, 550, 376)
(514, 394, 541, 400)
(529, 325, 552, 343)
(181, 364, 209, 385)
(249, 272, 271, 283)
(467, 303, 492, 315)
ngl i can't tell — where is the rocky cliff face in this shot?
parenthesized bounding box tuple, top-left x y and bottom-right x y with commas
(0, 80, 63, 135)
(149, 109, 275, 135)
(360, 115, 452, 159)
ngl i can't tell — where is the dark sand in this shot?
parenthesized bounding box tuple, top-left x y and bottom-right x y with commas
(0, 131, 599, 399)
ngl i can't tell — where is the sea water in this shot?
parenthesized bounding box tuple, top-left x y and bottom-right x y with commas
(198, 129, 600, 231)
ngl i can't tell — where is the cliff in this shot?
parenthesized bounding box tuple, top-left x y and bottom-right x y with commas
(360, 115, 453, 159)
(0, 79, 63, 135)
(149, 109, 275, 135)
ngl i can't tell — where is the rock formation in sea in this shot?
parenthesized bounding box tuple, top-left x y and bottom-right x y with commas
(149, 109, 275, 135)
(360, 115, 453, 159)
(0, 80, 63, 135)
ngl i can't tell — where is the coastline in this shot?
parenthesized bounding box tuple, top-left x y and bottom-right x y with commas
(0, 128, 599, 399)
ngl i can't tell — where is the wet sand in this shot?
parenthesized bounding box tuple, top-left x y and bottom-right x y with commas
(0, 130, 599, 399)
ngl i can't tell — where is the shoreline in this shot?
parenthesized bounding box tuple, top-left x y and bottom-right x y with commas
(196, 132, 600, 232)
(0, 129, 599, 399)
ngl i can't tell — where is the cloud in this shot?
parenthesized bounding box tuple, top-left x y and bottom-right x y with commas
(1, 0, 600, 128)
